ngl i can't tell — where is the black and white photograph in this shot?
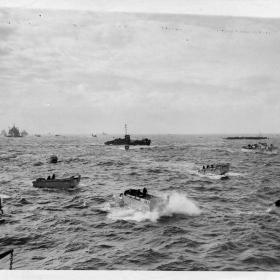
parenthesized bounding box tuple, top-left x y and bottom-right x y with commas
(0, 0, 280, 278)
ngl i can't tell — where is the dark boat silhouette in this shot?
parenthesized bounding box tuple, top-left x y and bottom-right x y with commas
(104, 124, 151, 146)
(117, 188, 168, 212)
(5, 125, 28, 137)
(49, 155, 58, 163)
(241, 143, 278, 154)
(198, 163, 230, 176)
(225, 136, 268, 140)
(32, 175, 81, 189)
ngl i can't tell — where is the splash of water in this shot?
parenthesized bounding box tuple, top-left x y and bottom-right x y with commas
(266, 206, 280, 214)
(162, 192, 201, 216)
(108, 207, 160, 222)
(107, 192, 201, 222)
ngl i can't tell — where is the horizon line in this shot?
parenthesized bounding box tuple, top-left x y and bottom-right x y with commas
(1, 132, 279, 136)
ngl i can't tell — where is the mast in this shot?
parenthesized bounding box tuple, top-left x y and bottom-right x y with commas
(125, 123, 128, 135)
(124, 123, 130, 144)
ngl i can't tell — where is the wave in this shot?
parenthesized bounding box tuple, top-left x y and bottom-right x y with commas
(227, 172, 244, 177)
(266, 207, 280, 214)
(190, 170, 227, 180)
(0, 194, 10, 199)
(96, 160, 126, 167)
(213, 148, 235, 154)
(186, 167, 243, 180)
(241, 149, 278, 155)
(106, 192, 201, 222)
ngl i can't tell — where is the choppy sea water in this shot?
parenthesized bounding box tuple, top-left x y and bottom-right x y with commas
(0, 134, 280, 270)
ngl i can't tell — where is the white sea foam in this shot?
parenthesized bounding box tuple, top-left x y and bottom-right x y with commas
(227, 172, 244, 177)
(0, 194, 10, 199)
(193, 170, 226, 180)
(266, 207, 280, 214)
(107, 192, 201, 222)
(162, 192, 201, 216)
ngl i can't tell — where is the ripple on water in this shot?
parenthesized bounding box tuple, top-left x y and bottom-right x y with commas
(1, 135, 280, 270)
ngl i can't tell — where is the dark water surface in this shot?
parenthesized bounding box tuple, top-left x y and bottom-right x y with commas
(0, 135, 280, 270)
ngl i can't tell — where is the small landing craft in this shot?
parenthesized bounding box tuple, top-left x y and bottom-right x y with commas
(33, 175, 81, 189)
(117, 188, 168, 212)
(242, 143, 278, 154)
(198, 163, 230, 176)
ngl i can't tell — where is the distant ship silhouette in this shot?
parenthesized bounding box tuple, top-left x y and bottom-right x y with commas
(104, 124, 151, 146)
(5, 125, 28, 137)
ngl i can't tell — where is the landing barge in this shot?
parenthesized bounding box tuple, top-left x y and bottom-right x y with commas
(242, 143, 278, 154)
(198, 163, 230, 176)
(104, 124, 151, 146)
(33, 175, 81, 189)
(118, 188, 167, 212)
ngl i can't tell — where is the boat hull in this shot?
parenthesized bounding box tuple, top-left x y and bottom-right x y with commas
(32, 175, 81, 189)
(120, 194, 167, 212)
(198, 163, 230, 176)
(105, 138, 151, 146)
(242, 147, 278, 154)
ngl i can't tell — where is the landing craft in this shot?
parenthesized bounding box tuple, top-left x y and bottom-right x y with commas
(117, 188, 168, 212)
(241, 143, 278, 154)
(104, 124, 151, 146)
(198, 163, 230, 176)
(32, 175, 81, 189)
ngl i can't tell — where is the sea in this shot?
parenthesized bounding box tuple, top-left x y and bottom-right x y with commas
(0, 134, 280, 270)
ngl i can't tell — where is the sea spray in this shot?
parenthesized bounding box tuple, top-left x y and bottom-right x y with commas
(107, 191, 201, 222)
(108, 207, 160, 222)
(162, 192, 201, 216)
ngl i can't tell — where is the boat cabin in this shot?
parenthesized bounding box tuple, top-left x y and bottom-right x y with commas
(123, 188, 151, 199)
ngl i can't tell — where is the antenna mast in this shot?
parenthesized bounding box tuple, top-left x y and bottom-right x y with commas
(125, 123, 128, 135)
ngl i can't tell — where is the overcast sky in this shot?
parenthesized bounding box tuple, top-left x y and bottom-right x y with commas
(0, 1, 280, 134)
(1, 0, 280, 18)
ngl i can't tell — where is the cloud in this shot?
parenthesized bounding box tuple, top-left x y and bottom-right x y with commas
(0, 8, 280, 133)
(1, 0, 280, 18)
